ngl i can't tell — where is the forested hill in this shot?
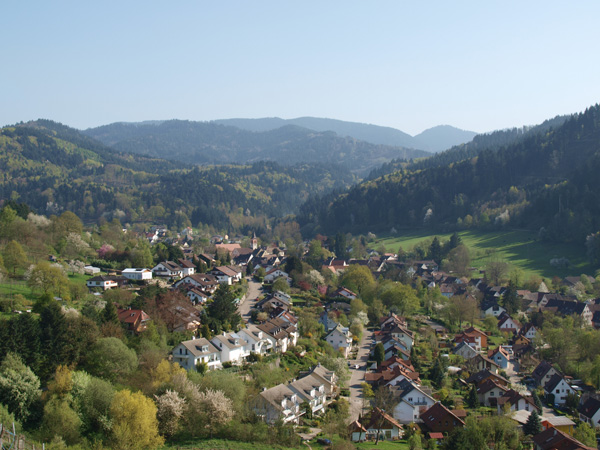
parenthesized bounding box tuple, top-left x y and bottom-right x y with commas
(298, 104, 600, 244)
(83, 120, 430, 175)
(0, 121, 358, 231)
(214, 116, 476, 152)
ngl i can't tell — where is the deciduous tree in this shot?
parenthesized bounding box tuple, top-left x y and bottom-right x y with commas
(110, 389, 164, 450)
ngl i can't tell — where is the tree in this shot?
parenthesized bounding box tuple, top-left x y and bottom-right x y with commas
(428, 237, 443, 264)
(39, 300, 69, 380)
(85, 337, 138, 382)
(320, 355, 351, 389)
(523, 409, 542, 436)
(486, 260, 509, 285)
(340, 264, 375, 298)
(207, 284, 241, 331)
(102, 301, 120, 325)
(41, 398, 82, 445)
(306, 239, 325, 269)
(466, 384, 478, 408)
(155, 390, 185, 438)
(574, 422, 596, 447)
(3, 240, 27, 276)
(27, 262, 69, 297)
(110, 389, 164, 450)
(374, 343, 385, 367)
(194, 389, 234, 438)
(429, 357, 446, 389)
(272, 276, 290, 293)
(0, 353, 41, 423)
(444, 244, 471, 276)
(72, 372, 115, 439)
(408, 433, 423, 450)
(379, 281, 420, 316)
(501, 281, 519, 315)
(373, 386, 398, 445)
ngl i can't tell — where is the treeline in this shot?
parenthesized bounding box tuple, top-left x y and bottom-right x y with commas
(83, 119, 430, 175)
(298, 104, 600, 245)
(0, 121, 357, 231)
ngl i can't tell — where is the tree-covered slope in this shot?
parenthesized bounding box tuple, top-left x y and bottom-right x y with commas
(83, 120, 430, 175)
(0, 121, 358, 231)
(298, 104, 600, 244)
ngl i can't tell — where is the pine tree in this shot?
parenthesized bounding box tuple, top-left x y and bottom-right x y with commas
(466, 384, 479, 408)
(102, 301, 119, 325)
(523, 409, 542, 436)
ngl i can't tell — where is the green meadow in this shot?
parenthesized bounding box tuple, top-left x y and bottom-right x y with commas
(373, 229, 594, 280)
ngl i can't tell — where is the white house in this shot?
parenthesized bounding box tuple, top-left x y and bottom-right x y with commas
(482, 303, 506, 317)
(211, 333, 248, 364)
(238, 325, 272, 355)
(264, 268, 291, 284)
(172, 337, 221, 371)
(152, 261, 183, 278)
(86, 275, 118, 290)
(544, 374, 575, 406)
(257, 318, 298, 353)
(186, 288, 209, 305)
(122, 268, 153, 281)
(253, 384, 301, 424)
(289, 376, 326, 416)
(212, 266, 242, 285)
(392, 380, 436, 424)
(178, 259, 196, 277)
(325, 324, 353, 358)
(174, 273, 219, 293)
(453, 342, 479, 360)
(578, 397, 600, 427)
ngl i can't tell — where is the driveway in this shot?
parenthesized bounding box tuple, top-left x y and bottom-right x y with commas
(348, 328, 373, 422)
(239, 279, 262, 321)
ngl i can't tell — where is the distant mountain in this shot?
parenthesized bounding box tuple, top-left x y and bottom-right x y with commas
(84, 120, 430, 175)
(214, 116, 476, 152)
(413, 125, 477, 152)
(298, 104, 600, 244)
(0, 120, 359, 230)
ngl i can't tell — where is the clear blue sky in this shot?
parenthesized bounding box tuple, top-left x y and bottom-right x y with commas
(2, 1, 599, 135)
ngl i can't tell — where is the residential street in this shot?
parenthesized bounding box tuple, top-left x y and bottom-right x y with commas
(239, 279, 262, 320)
(348, 328, 373, 422)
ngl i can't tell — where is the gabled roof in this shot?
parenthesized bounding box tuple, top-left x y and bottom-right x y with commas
(259, 384, 297, 411)
(496, 389, 538, 410)
(117, 308, 150, 325)
(532, 427, 595, 450)
(578, 397, 600, 419)
(532, 361, 558, 382)
(420, 403, 465, 429)
(476, 379, 508, 395)
(544, 373, 568, 393)
(465, 369, 508, 386)
(178, 338, 220, 356)
(468, 353, 500, 368)
(365, 407, 403, 430)
(178, 259, 196, 269)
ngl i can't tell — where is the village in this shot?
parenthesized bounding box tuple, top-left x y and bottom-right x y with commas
(74, 226, 600, 450)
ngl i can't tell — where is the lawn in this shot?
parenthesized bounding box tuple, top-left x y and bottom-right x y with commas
(355, 440, 410, 450)
(373, 229, 593, 280)
(161, 439, 299, 450)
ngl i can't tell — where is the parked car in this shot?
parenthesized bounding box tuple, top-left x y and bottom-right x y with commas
(317, 438, 332, 445)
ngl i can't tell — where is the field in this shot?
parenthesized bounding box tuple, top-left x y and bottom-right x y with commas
(373, 229, 593, 280)
(161, 439, 299, 450)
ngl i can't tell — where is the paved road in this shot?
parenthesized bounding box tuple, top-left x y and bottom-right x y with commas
(239, 279, 262, 321)
(348, 328, 373, 422)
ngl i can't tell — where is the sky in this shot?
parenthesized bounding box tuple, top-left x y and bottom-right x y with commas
(2, 1, 600, 136)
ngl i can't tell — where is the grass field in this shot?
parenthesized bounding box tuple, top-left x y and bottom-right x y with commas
(373, 229, 593, 280)
(161, 439, 299, 450)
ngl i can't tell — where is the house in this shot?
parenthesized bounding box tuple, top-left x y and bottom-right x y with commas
(178, 259, 196, 277)
(117, 308, 150, 334)
(542, 298, 593, 326)
(481, 300, 506, 317)
(172, 337, 221, 371)
(392, 379, 436, 424)
(488, 346, 511, 369)
(420, 403, 465, 434)
(541, 415, 576, 435)
(211, 333, 248, 364)
(365, 363, 420, 388)
(87, 275, 120, 290)
(121, 268, 153, 281)
(544, 373, 575, 406)
(578, 397, 600, 427)
(519, 323, 538, 340)
(532, 427, 595, 450)
(496, 389, 539, 414)
(174, 273, 219, 293)
(454, 327, 488, 350)
(532, 361, 561, 388)
(452, 341, 479, 360)
(212, 265, 243, 285)
(253, 384, 301, 424)
(302, 364, 338, 399)
(289, 375, 326, 416)
(256, 291, 292, 313)
(465, 368, 509, 388)
(186, 288, 209, 305)
(325, 324, 353, 358)
(152, 261, 183, 278)
(497, 312, 522, 333)
(349, 420, 367, 442)
(476, 379, 508, 406)
(331, 287, 358, 301)
(466, 353, 500, 374)
(238, 324, 272, 355)
(386, 324, 414, 351)
(215, 243, 241, 255)
(257, 317, 298, 353)
(364, 408, 403, 441)
(263, 268, 290, 284)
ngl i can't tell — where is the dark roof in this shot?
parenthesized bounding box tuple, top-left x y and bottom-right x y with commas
(532, 427, 595, 450)
(544, 373, 567, 393)
(532, 361, 557, 382)
(578, 397, 600, 419)
(420, 403, 465, 430)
